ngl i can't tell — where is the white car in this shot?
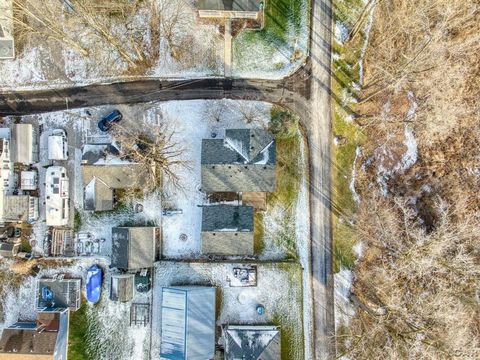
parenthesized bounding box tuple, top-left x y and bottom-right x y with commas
(48, 129, 68, 161)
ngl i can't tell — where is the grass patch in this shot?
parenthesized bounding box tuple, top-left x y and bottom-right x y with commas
(261, 0, 306, 44)
(215, 287, 223, 321)
(19, 237, 32, 253)
(74, 209, 82, 233)
(233, 0, 309, 71)
(253, 211, 265, 254)
(273, 314, 302, 360)
(331, 1, 368, 272)
(268, 106, 301, 208)
(272, 262, 304, 360)
(237, 0, 307, 46)
(260, 106, 303, 259)
(68, 302, 90, 360)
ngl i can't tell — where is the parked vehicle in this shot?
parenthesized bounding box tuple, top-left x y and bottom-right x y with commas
(48, 129, 68, 160)
(98, 110, 122, 131)
(86, 264, 102, 304)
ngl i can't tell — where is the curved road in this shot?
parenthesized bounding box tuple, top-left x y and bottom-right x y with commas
(0, 1, 334, 359)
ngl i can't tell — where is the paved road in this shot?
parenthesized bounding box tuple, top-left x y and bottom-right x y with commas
(308, 1, 335, 359)
(0, 0, 334, 358)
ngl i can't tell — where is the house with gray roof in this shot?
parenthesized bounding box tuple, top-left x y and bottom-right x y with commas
(111, 227, 157, 270)
(160, 286, 216, 360)
(196, 0, 263, 19)
(81, 164, 148, 211)
(201, 129, 276, 193)
(201, 205, 254, 256)
(0, 310, 69, 360)
(224, 325, 281, 360)
(0, 0, 15, 60)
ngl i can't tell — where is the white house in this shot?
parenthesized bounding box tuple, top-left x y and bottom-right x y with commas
(11, 124, 36, 165)
(45, 166, 69, 226)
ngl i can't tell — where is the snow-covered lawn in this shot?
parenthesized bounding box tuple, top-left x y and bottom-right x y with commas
(0, 259, 305, 360)
(12, 100, 280, 259)
(152, 261, 305, 359)
(0, 0, 309, 90)
(3, 99, 312, 358)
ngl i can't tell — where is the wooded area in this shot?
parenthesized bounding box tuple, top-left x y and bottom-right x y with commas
(340, 0, 480, 358)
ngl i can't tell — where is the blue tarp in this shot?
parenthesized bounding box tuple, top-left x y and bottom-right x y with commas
(86, 264, 102, 304)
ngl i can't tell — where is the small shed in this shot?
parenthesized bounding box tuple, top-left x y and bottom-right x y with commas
(0, 242, 20, 258)
(111, 227, 157, 270)
(3, 195, 39, 222)
(20, 171, 38, 190)
(160, 286, 216, 360)
(110, 274, 135, 302)
(48, 130, 68, 161)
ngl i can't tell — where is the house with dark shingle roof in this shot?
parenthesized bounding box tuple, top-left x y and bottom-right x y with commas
(201, 129, 276, 193)
(111, 227, 158, 270)
(201, 205, 254, 255)
(224, 325, 281, 360)
(196, 0, 263, 20)
(0, 310, 69, 360)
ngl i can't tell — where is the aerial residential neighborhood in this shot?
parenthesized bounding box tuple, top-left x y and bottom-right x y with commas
(0, 1, 478, 360)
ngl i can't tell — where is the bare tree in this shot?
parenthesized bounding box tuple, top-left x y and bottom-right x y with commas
(236, 101, 264, 125)
(12, 0, 160, 71)
(339, 195, 480, 359)
(158, 0, 191, 60)
(203, 100, 227, 124)
(111, 122, 188, 192)
(12, 0, 89, 55)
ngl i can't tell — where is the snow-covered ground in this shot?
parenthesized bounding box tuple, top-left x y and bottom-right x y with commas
(0, 257, 103, 330)
(0, 0, 308, 90)
(152, 261, 305, 359)
(0, 258, 151, 360)
(2, 99, 311, 359)
(0, 259, 305, 360)
(11, 100, 298, 260)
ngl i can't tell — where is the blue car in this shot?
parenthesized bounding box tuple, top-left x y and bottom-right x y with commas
(86, 264, 102, 304)
(98, 110, 122, 132)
